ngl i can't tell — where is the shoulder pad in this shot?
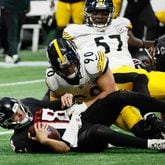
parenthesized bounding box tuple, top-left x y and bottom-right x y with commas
(63, 24, 88, 40)
(45, 68, 59, 91)
(114, 17, 132, 29)
(63, 24, 80, 40)
(83, 50, 108, 75)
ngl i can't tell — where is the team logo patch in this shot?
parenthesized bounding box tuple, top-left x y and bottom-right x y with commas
(116, 25, 127, 34)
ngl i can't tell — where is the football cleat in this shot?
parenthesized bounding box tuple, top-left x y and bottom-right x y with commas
(12, 54, 21, 64)
(5, 55, 13, 64)
(5, 54, 20, 64)
(148, 139, 165, 150)
(144, 113, 165, 139)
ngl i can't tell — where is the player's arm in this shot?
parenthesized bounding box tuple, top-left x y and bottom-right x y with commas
(85, 67, 118, 107)
(128, 30, 155, 49)
(65, 64, 118, 115)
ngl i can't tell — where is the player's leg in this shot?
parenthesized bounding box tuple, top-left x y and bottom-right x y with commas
(81, 91, 127, 126)
(113, 65, 165, 99)
(82, 90, 150, 126)
(82, 90, 165, 138)
(71, 1, 84, 24)
(114, 72, 150, 96)
(78, 124, 165, 152)
(147, 71, 165, 99)
(55, 1, 71, 38)
(118, 90, 165, 113)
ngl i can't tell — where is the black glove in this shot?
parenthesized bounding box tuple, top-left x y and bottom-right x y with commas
(154, 34, 165, 46)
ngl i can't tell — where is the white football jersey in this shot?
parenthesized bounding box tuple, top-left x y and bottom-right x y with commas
(46, 49, 108, 101)
(63, 17, 135, 69)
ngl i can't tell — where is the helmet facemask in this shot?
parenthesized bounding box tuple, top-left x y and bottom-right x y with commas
(84, 0, 114, 29)
(0, 98, 33, 129)
(57, 52, 80, 80)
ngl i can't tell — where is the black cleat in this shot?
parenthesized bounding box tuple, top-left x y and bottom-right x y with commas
(144, 113, 165, 139)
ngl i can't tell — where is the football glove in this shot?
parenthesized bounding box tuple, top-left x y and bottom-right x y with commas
(66, 102, 87, 116)
(155, 34, 165, 46)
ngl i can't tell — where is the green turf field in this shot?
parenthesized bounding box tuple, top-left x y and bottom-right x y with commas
(0, 50, 164, 165)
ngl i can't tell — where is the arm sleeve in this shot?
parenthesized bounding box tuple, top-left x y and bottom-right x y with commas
(21, 98, 62, 111)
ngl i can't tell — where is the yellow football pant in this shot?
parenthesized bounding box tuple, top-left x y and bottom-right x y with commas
(55, 1, 84, 28)
(113, 65, 165, 99)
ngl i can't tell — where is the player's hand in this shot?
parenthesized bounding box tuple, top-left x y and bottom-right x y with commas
(61, 93, 74, 108)
(30, 123, 49, 144)
(155, 34, 165, 46)
(66, 102, 88, 116)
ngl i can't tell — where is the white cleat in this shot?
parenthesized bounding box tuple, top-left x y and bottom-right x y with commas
(12, 54, 20, 63)
(148, 139, 165, 150)
(5, 54, 20, 64)
(5, 55, 13, 64)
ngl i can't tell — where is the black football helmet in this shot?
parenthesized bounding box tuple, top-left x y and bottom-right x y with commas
(84, 0, 114, 28)
(0, 97, 33, 129)
(47, 38, 81, 84)
(154, 40, 165, 71)
(132, 48, 156, 71)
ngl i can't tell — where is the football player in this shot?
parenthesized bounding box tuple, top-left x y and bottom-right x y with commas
(2, 91, 165, 153)
(63, 0, 159, 70)
(46, 37, 117, 106)
(45, 38, 165, 138)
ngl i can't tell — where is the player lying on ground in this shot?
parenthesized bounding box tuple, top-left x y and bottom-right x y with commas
(1, 90, 165, 153)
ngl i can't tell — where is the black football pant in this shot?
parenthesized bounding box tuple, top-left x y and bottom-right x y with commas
(77, 90, 165, 152)
(1, 9, 25, 56)
(114, 72, 150, 116)
(81, 90, 165, 126)
(78, 123, 147, 152)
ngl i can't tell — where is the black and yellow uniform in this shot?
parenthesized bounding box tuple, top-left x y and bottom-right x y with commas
(112, 65, 165, 130)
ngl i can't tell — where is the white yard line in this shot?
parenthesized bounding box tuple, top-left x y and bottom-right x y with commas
(0, 79, 45, 87)
(0, 61, 48, 68)
(0, 130, 13, 135)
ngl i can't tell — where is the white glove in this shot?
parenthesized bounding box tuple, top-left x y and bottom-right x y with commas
(62, 114, 82, 147)
(66, 102, 87, 116)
